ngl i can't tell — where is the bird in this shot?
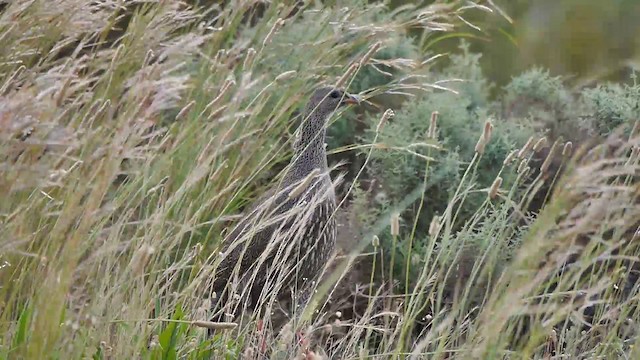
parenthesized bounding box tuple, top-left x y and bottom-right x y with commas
(208, 86, 359, 329)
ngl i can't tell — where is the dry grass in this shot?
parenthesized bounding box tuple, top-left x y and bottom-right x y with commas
(0, 1, 638, 359)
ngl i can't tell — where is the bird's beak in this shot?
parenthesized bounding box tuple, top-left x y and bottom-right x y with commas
(341, 93, 360, 106)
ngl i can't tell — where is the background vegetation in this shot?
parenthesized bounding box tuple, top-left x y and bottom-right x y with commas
(0, 0, 638, 359)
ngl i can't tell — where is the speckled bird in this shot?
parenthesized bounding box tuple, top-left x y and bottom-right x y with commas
(209, 86, 359, 324)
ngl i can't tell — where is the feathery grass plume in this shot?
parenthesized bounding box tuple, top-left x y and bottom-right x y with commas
(288, 168, 321, 199)
(192, 320, 237, 331)
(130, 245, 156, 276)
(517, 158, 529, 174)
(518, 136, 535, 158)
(305, 350, 324, 360)
(483, 119, 493, 143)
(275, 70, 298, 83)
(242, 346, 256, 359)
(215, 47, 226, 60)
(372, 235, 380, 248)
(533, 136, 548, 151)
(148, 335, 159, 349)
(503, 149, 518, 165)
(562, 141, 573, 157)
(474, 119, 493, 155)
(243, 47, 257, 69)
(428, 215, 441, 238)
(427, 111, 439, 139)
(475, 135, 487, 155)
(336, 63, 359, 88)
(359, 41, 383, 66)
(376, 109, 395, 133)
(390, 212, 400, 237)
(469, 130, 640, 357)
(488, 176, 502, 200)
(540, 140, 559, 173)
(262, 18, 285, 48)
(202, 78, 236, 117)
(175, 100, 196, 121)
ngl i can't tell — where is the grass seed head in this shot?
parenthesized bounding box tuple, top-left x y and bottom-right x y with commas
(176, 100, 195, 120)
(192, 320, 237, 330)
(533, 136, 548, 152)
(289, 168, 321, 199)
(540, 141, 559, 173)
(475, 135, 487, 155)
(148, 335, 159, 349)
(390, 212, 400, 236)
(278, 322, 295, 346)
(130, 245, 155, 275)
(427, 111, 439, 139)
(376, 109, 395, 133)
(336, 63, 358, 88)
(503, 149, 518, 165)
(372, 235, 380, 248)
(303, 350, 324, 360)
(243, 47, 256, 69)
(360, 41, 383, 66)
(483, 119, 493, 144)
(518, 136, 535, 158)
(488, 176, 503, 200)
(474, 119, 493, 155)
(243, 346, 256, 359)
(276, 70, 298, 83)
(562, 141, 573, 157)
(263, 18, 285, 47)
(429, 215, 441, 238)
(518, 158, 528, 174)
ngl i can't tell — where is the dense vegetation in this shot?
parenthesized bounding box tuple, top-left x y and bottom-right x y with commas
(0, 1, 638, 359)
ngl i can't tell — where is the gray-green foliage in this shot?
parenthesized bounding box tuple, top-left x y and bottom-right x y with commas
(501, 67, 640, 140)
(581, 81, 640, 136)
(501, 67, 578, 139)
(359, 40, 640, 302)
(355, 43, 541, 294)
(367, 43, 640, 236)
(366, 42, 535, 225)
(503, 67, 573, 116)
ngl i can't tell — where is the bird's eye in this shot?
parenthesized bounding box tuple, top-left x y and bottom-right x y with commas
(329, 90, 341, 99)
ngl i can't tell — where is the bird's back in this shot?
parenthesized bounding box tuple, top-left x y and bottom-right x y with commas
(211, 173, 337, 315)
(208, 86, 355, 324)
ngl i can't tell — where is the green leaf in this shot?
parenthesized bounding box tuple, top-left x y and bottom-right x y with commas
(157, 304, 186, 360)
(11, 304, 32, 350)
(92, 346, 103, 360)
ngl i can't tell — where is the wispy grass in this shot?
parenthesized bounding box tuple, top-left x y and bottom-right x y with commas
(1, 1, 638, 359)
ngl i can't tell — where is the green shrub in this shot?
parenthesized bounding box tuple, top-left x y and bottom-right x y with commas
(365, 41, 537, 230)
(503, 67, 573, 116)
(580, 80, 640, 136)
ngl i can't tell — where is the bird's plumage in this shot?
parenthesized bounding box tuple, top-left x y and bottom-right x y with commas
(209, 87, 358, 324)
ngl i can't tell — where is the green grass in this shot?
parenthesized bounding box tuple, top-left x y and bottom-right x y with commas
(1, 1, 639, 359)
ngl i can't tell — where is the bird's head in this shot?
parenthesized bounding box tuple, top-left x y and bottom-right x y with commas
(306, 86, 360, 116)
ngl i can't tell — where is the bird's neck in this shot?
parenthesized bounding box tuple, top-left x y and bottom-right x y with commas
(285, 113, 329, 184)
